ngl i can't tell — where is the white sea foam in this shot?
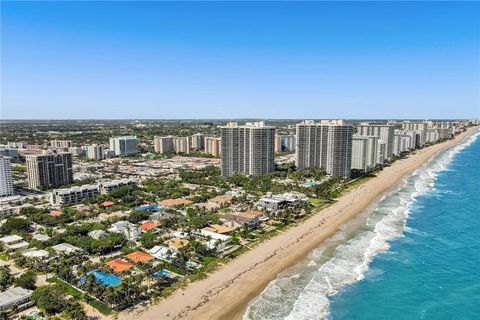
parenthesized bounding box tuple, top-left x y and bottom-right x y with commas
(243, 131, 479, 320)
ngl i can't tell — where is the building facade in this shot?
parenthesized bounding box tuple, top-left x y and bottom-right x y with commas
(154, 136, 174, 153)
(51, 184, 100, 205)
(109, 136, 138, 156)
(401, 121, 429, 147)
(205, 137, 221, 157)
(26, 152, 73, 190)
(50, 140, 72, 148)
(351, 135, 378, 172)
(191, 133, 205, 151)
(296, 120, 353, 177)
(220, 122, 275, 177)
(0, 157, 14, 197)
(356, 123, 395, 163)
(86, 144, 104, 160)
(280, 135, 296, 151)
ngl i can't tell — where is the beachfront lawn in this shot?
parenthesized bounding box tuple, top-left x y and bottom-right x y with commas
(47, 277, 112, 315)
(200, 255, 217, 266)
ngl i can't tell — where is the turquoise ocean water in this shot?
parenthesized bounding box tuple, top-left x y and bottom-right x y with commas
(244, 130, 479, 320)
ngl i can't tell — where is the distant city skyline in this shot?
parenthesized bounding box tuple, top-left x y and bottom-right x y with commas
(1, 1, 479, 119)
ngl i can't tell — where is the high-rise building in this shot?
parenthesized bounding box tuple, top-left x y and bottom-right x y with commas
(50, 140, 72, 148)
(393, 134, 413, 155)
(274, 133, 282, 153)
(7, 142, 27, 149)
(356, 123, 395, 162)
(154, 136, 190, 154)
(109, 136, 138, 156)
(0, 148, 20, 161)
(191, 133, 205, 151)
(296, 120, 353, 178)
(154, 136, 174, 153)
(220, 122, 275, 177)
(401, 121, 429, 147)
(86, 144, 104, 160)
(280, 135, 296, 151)
(26, 152, 74, 190)
(205, 137, 221, 157)
(172, 137, 190, 154)
(351, 135, 378, 172)
(0, 156, 14, 197)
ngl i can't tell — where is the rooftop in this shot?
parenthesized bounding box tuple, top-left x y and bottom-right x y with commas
(126, 251, 155, 263)
(203, 224, 236, 234)
(0, 235, 24, 244)
(159, 198, 192, 207)
(166, 237, 189, 250)
(49, 210, 64, 217)
(106, 259, 134, 273)
(140, 221, 158, 231)
(0, 287, 33, 307)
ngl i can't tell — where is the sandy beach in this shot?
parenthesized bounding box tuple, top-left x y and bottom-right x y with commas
(120, 128, 475, 320)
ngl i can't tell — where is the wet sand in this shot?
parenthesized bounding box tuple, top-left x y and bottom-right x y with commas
(120, 128, 475, 320)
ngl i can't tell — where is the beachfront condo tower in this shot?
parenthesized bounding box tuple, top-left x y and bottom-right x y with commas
(356, 123, 395, 163)
(296, 120, 353, 178)
(220, 121, 275, 177)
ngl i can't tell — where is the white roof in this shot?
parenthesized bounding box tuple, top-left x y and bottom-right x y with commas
(0, 287, 33, 307)
(148, 245, 174, 259)
(171, 231, 188, 239)
(51, 243, 82, 253)
(32, 234, 51, 241)
(198, 229, 230, 242)
(0, 235, 24, 244)
(21, 248, 50, 258)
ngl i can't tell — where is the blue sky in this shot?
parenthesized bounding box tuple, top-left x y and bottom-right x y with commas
(1, 1, 479, 119)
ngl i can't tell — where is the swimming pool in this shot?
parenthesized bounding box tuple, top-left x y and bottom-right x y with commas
(80, 269, 122, 287)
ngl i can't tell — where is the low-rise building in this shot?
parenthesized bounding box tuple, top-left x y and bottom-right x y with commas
(50, 184, 100, 205)
(21, 248, 50, 259)
(0, 235, 29, 251)
(257, 192, 308, 210)
(88, 230, 107, 240)
(0, 287, 33, 312)
(108, 221, 141, 240)
(51, 243, 82, 255)
(99, 179, 137, 194)
(195, 229, 231, 252)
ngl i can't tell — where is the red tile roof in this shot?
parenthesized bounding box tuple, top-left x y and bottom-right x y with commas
(140, 221, 158, 231)
(49, 211, 64, 217)
(126, 251, 155, 263)
(106, 259, 133, 273)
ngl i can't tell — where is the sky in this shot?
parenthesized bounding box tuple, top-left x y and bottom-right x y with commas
(1, 1, 479, 120)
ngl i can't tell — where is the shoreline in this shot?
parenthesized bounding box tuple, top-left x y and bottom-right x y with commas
(120, 128, 476, 320)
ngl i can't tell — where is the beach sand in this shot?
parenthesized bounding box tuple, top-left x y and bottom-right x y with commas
(120, 128, 475, 320)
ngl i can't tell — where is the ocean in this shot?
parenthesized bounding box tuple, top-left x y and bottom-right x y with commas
(243, 130, 480, 320)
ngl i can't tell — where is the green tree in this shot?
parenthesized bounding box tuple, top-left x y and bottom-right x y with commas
(0, 217, 31, 235)
(31, 285, 67, 315)
(15, 271, 36, 290)
(0, 266, 13, 291)
(63, 300, 87, 320)
(140, 231, 158, 249)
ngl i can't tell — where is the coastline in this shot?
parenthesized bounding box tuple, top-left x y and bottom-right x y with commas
(120, 128, 476, 320)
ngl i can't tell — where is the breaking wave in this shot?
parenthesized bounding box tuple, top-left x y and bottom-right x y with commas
(243, 131, 479, 320)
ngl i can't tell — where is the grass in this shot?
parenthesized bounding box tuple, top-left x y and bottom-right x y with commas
(47, 277, 112, 315)
(200, 255, 217, 266)
(163, 262, 187, 276)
